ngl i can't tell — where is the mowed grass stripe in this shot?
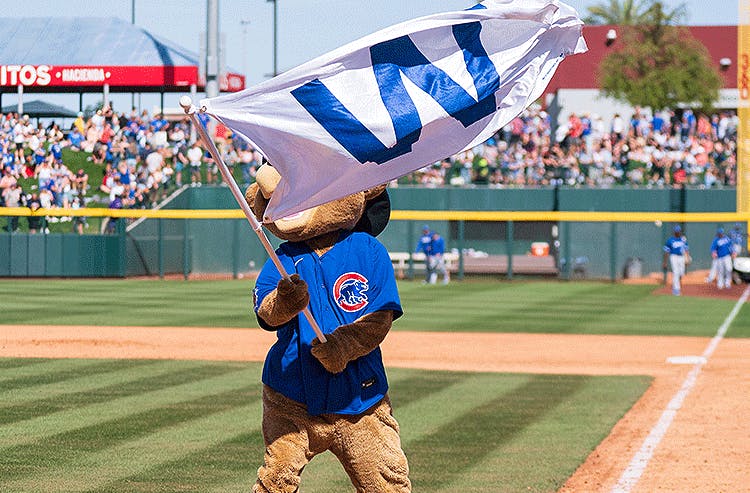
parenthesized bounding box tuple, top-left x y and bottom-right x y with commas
(0, 364, 260, 450)
(0, 279, 252, 327)
(0, 358, 51, 370)
(0, 359, 199, 407)
(0, 358, 123, 384)
(405, 374, 590, 491)
(2, 279, 746, 337)
(3, 399, 263, 493)
(430, 375, 650, 493)
(0, 361, 218, 425)
(95, 430, 264, 493)
(0, 386, 258, 483)
(397, 283, 646, 332)
(396, 281, 740, 336)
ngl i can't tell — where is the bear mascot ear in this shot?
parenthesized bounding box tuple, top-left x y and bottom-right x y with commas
(354, 184, 390, 237)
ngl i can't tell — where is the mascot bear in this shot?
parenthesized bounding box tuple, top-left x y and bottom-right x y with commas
(246, 164, 411, 493)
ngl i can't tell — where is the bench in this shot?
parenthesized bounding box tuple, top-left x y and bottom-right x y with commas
(389, 252, 558, 277)
(389, 252, 459, 278)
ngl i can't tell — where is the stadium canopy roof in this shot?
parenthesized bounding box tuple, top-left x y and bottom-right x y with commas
(0, 17, 244, 94)
(1, 99, 78, 118)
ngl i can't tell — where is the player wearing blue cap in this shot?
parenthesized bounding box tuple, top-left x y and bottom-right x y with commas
(710, 227, 735, 289)
(663, 225, 689, 296)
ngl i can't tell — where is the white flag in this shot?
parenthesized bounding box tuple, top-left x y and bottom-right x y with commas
(201, 0, 587, 222)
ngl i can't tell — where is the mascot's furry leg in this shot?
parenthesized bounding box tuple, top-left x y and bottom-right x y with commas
(329, 395, 410, 492)
(254, 386, 410, 493)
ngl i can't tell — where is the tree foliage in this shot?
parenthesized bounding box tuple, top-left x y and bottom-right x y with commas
(597, 18, 722, 110)
(585, 0, 687, 25)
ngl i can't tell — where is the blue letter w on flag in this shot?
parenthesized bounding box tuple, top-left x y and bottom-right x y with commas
(291, 22, 500, 164)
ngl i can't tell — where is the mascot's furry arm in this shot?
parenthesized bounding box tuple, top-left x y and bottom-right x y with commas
(311, 310, 393, 374)
(257, 274, 310, 328)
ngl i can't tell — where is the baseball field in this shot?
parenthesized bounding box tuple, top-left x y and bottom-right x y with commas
(1, 277, 748, 492)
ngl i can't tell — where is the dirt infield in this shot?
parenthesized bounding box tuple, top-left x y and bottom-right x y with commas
(1, 278, 748, 492)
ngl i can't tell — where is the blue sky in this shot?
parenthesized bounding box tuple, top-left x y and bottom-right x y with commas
(1, 0, 739, 112)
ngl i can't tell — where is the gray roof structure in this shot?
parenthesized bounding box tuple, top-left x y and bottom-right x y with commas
(0, 17, 197, 67)
(1, 99, 78, 118)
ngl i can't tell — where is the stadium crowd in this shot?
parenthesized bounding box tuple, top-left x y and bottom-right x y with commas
(0, 101, 739, 234)
(0, 105, 264, 233)
(405, 106, 738, 189)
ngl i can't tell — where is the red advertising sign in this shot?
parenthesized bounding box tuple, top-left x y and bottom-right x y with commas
(0, 65, 199, 88)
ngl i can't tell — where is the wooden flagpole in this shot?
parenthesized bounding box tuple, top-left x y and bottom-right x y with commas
(179, 96, 326, 343)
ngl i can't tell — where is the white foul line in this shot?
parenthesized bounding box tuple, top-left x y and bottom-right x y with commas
(611, 284, 750, 493)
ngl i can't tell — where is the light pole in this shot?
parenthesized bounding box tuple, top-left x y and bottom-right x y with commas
(206, 0, 220, 99)
(267, 0, 277, 77)
(131, 0, 136, 111)
(240, 19, 251, 78)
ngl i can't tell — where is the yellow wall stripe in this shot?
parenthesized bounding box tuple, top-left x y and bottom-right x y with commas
(1, 207, 749, 223)
(739, 0, 750, 212)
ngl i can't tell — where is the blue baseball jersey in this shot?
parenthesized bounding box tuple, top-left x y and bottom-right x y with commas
(416, 232, 432, 254)
(431, 236, 445, 255)
(664, 236, 688, 255)
(253, 231, 402, 416)
(711, 235, 733, 258)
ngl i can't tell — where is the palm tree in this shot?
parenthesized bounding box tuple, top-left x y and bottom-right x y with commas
(584, 0, 687, 25)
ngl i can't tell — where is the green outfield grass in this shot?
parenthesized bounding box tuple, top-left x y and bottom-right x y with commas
(0, 358, 650, 493)
(1, 279, 748, 337)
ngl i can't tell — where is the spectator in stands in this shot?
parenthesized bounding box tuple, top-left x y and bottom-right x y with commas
(67, 125, 85, 151)
(0, 167, 16, 204)
(237, 141, 259, 188)
(187, 141, 204, 187)
(3, 181, 22, 232)
(204, 149, 219, 185)
(12, 116, 27, 165)
(71, 195, 86, 234)
(169, 123, 188, 187)
(26, 192, 43, 233)
(72, 112, 85, 134)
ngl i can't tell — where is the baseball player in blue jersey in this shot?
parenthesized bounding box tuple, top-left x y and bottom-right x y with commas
(415, 224, 433, 282)
(663, 225, 689, 296)
(428, 231, 450, 284)
(710, 227, 735, 289)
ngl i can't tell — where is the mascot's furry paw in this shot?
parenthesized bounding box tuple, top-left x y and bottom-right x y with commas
(257, 274, 310, 328)
(310, 311, 393, 374)
(310, 332, 349, 374)
(277, 274, 309, 309)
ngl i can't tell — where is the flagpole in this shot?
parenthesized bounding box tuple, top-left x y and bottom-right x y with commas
(179, 96, 327, 343)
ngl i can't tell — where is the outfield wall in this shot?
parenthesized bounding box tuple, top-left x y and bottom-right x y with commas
(0, 186, 737, 279)
(137, 186, 735, 280)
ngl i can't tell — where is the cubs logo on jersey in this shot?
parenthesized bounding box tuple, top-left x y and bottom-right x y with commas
(333, 272, 369, 312)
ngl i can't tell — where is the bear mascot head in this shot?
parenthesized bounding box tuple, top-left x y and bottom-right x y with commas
(246, 164, 411, 493)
